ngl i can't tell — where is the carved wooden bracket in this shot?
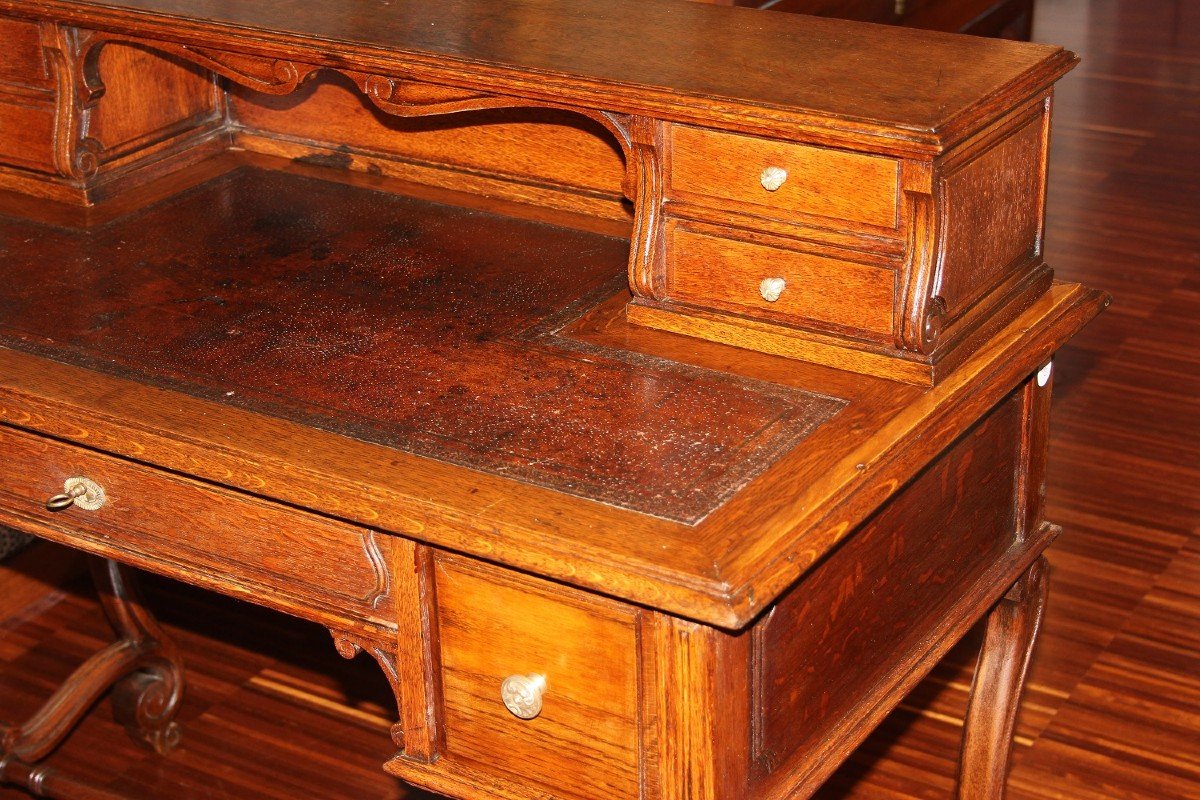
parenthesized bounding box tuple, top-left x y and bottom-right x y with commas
(898, 188, 944, 354)
(330, 629, 405, 749)
(40, 23, 105, 180)
(625, 116, 665, 301)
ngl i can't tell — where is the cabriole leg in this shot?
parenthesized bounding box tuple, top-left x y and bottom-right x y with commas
(0, 557, 185, 797)
(957, 555, 1049, 799)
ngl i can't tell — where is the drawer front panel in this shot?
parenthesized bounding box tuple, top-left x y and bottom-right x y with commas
(0, 425, 395, 628)
(0, 16, 51, 90)
(666, 124, 900, 229)
(434, 554, 640, 800)
(0, 101, 55, 173)
(667, 224, 896, 337)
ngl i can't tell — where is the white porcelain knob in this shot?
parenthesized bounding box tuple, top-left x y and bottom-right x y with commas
(759, 277, 787, 303)
(1037, 361, 1053, 387)
(759, 166, 788, 192)
(500, 674, 546, 720)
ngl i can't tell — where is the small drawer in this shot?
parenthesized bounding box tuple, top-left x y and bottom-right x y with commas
(434, 554, 640, 800)
(666, 224, 897, 338)
(0, 100, 56, 174)
(666, 124, 900, 230)
(0, 16, 53, 90)
(0, 425, 396, 628)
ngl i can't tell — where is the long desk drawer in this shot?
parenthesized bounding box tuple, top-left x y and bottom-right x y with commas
(0, 425, 396, 630)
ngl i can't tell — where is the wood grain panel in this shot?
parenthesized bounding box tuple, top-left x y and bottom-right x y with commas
(230, 73, 627, 218)
(753, 388, 1023, 787)
(666, 224, 897, 337)
(666, 125, 900, 229)
(0, 15, 49, 89)
(431, 554, 639, 800)
(0, 101, 55, 173)
(90, 41, 221, 164)
(938, 115, 1044, 319)
(0, 425, 397, 631)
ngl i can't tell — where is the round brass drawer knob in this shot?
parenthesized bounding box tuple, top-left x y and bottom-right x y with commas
(500, 673, 547, 720)
(759, 165, 788, 192)
(759, 277, 787, 303)
(46, 476, 107, 512)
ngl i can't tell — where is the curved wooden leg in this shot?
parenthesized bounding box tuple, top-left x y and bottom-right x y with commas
(957, 555, 1049, 800)
(0, 557, 184, 797)
(92, 558, 185, 755)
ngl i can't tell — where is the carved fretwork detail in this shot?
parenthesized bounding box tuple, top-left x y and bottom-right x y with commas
(179, 47, 318, 94)
(360, 531, 392, 610)
(898, 189, 944, 354)
(103, 40, 321, 95)
(625, 116, 665, 300)
(188, 49, 315, 93)
(330, 630, 405, 749)
(343, 71, 509, 117)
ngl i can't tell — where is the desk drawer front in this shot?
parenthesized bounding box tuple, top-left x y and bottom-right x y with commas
(0, 101, 56, 174)
(666, 223, 897, 337)
(433, 554, 640, 800)
(666, 125, 900, 230)
(0, 17, 51, 90)
(0, 426, 395, 629)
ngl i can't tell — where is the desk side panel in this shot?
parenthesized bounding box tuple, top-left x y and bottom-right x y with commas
(750, 386, 1025, 796)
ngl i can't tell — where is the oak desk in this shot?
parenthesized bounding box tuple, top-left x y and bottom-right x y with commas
(0, 2, 1103, 798)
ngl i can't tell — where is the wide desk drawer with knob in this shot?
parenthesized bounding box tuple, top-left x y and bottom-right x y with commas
(0, 425, 398, 633)
(664, 125, 902, 230)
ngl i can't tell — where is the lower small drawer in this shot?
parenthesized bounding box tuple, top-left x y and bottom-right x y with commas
(666, 223, 897, 338)
(0, 424, 396, 629)
(0, 100, 55, 174)
(432, 553, 641, 800)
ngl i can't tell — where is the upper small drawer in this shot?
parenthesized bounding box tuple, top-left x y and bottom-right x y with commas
(665, 125, 901, 230)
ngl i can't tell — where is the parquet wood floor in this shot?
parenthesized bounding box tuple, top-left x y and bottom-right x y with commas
(1, 0, 1197, 797)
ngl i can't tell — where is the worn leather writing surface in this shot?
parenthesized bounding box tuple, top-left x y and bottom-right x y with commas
(0, 168, 841, 522)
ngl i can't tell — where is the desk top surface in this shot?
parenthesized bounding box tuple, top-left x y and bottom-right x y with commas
(1, 0, 1075, 153)
(0, 159, 1104, 627)
(0, 166, 840, 525)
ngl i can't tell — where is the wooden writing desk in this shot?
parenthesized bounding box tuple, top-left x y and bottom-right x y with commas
(0, 2, 1104, 798)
